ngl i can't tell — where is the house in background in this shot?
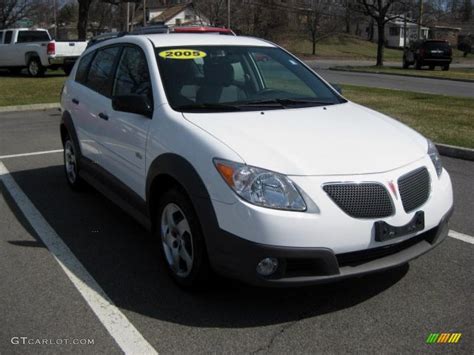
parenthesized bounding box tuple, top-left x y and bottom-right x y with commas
(147, 1, 209, 26)
(373, 17, 429, 48)
(429, 26, 461, 46)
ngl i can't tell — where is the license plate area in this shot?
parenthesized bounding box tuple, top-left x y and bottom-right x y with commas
(374, 211, 425, 242)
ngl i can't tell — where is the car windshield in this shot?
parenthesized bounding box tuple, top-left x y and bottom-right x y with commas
(155, 46, 345, 112)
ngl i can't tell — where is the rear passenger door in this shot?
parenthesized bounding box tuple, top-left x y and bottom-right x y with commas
(69, 46, 121, 164)
(99, 45, 153, 197)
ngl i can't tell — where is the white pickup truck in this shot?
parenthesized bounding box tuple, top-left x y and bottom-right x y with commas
(0, 28, 87, 76)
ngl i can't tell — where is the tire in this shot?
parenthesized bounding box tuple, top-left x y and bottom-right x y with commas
(156, 188, 211, 289)
(63, 136, 85, 190)
(402, 57, 409, 69)
(63, 64, 73, 76)
(415, 59, 422, 70)
(8, 67, 23, 75)
(27, 57, 45, 77)
(429, 65, 435, 70)
(443, 64, 450, 71)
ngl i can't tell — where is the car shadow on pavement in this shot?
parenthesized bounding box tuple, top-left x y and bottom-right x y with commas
(3, 165, 409, 328)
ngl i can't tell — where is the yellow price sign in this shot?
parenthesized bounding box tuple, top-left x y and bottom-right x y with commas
(158, 49, 207, 60)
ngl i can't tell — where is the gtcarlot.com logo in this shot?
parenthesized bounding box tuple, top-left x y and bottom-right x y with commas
(11, 337, 95, 345)
(426, 333, 462, 344)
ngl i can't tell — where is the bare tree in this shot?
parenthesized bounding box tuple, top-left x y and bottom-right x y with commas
(77, 0, 95, 39)
(0, 0, 35, 28)
(355, 0, 407, 67)
(303, 1, 340, 55)
(194, 0, 227, 26)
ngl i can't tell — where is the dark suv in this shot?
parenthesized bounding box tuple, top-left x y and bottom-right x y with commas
(403, 40, 452, 71)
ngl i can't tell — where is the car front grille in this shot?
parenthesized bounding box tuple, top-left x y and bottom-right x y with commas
(398, 167, 431, 213)
(323, 183, 394, 219)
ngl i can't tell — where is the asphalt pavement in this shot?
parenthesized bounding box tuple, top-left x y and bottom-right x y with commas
(1, 109, 473, 354)
(303, 60, 474, 98)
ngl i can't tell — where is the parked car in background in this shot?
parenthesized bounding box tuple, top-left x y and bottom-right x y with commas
(403, 40, 452, 70)
(0, 28, 87, 76)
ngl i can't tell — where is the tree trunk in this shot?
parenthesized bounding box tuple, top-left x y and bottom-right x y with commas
(376, 22, 385, 67)
(312, 32, 316, 55)
(77, 0, 92, 40)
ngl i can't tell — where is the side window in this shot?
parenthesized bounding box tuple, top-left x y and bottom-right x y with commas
(113, 46, 152, 100)
(4, 31, 13, 44)
(75, 51, 95, 85)
(86, 46, 121, 97)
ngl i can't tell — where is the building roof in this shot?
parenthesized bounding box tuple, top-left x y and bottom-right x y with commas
(149, 3, 191, 24)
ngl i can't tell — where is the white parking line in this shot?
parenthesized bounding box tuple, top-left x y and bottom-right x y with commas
(0, 149, 63, 159)
(449, 230, 474, 244)
(0, 161, 158, 355)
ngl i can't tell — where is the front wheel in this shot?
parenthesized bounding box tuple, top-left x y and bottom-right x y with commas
(27, 57, 45, 77)
(157, 188, 211, 288)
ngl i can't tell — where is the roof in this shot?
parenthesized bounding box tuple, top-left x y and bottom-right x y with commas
(150, 3, 191, 24)
(145, 33, 273, 48)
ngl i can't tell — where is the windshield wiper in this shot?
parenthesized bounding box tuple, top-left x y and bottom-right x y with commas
(236, 98, 336, 108)
(275, 98, 336, 106)
(174, 103, 242, 112)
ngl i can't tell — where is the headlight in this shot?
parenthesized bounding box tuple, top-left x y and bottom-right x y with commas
(427, 139, 443, 177)
(214, 159, 307, 211)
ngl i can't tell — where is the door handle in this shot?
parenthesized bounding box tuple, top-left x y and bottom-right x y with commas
(72, 98, 79, 105)
(98, 112, 109, 121)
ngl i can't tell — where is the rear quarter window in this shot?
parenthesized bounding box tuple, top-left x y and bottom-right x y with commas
(84, 46, 121, 96)
(75, 51, 95, 85)
(4, 31, 13, 44)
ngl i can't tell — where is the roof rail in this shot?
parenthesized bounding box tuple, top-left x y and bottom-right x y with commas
(86, 31, 127, 48)
(131, 24, 169, 35)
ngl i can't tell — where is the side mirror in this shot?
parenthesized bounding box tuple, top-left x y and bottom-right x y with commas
(112, 95, 153, 118)
(331, 83, 343, 95)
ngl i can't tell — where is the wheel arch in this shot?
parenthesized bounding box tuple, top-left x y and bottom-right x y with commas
(60, 110, 82, 160)
(146, 153, 212, 218)
(25, 51, 41, 65)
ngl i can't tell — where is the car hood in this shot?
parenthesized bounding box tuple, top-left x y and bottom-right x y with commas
(182, 102, 428, 176)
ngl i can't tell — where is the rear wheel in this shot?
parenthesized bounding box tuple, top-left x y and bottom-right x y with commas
(402, 57, 409, 69)
(27, 57, 45, 77)
(63, 137, 85, 190)
(63, 64, 73, 76)
(415, 59, 422, 70)
(157, 188, 211, 288)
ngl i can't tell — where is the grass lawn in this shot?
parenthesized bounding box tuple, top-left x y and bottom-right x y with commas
(1, 69, 472, 148)
(0, 70, 66, 106)
(332, 66, 474, 81)
(277, 33, 474, 64)
(342, 84, 474, 148)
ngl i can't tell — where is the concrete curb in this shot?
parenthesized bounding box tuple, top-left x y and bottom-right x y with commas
(436, 143, 474, 162)
(329, 67, 474, 83)
(0, 102, 472, 161)
(0, 103, 60, 113)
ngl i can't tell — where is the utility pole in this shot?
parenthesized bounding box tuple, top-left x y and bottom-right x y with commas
(403, 12, 407, 48)
(227, 0, 230, 29)
(126, 2, 130, 32)
(143, 0, 146, 27)
(417, 0, 423, 39)
(53, 0, 57, 38)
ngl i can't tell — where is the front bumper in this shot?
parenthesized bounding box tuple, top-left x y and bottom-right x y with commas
(208, 207, 453, 287)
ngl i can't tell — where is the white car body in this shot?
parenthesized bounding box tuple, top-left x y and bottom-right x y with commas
(60, 33, 453, 286)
